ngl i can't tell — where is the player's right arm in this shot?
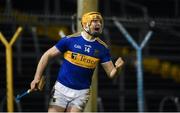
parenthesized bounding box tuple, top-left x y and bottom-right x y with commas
(30, 46, 61, 91)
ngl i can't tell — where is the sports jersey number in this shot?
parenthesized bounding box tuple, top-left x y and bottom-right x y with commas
(85, 47, 90, 53)
(84, 45, 91, 53)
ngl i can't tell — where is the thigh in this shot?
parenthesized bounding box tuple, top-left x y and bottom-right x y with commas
(66, 93, 90, 112)
(66, 106, 82, 112)
(49, 87, 69, 110)
(48, 105, 65, 112)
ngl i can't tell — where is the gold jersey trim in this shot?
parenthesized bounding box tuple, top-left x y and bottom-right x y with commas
(96, 38, 108, 48)
(64, 51, 99, 69)
(67, 32, 81, 38)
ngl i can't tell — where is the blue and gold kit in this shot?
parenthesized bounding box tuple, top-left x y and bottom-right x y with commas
(55, 32, 111, 89)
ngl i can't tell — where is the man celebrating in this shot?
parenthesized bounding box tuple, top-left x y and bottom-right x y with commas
(30, 12, 124, 112)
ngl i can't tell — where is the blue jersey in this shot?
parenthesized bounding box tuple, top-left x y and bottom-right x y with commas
(55, 32, 111, 89)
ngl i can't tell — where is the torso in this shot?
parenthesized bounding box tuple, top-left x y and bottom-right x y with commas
(55, 32, 110, 89)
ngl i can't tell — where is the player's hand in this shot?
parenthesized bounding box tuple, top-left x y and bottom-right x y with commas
(30, 78, 40, 92)
(115, 57, 124, 69)
(37, 75, 46, 91)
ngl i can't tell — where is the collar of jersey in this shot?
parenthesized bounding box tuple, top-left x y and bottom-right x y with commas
(81, 32, 96, 42)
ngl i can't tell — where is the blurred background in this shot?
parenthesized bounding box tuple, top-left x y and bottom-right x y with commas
(0, 0, 180, 112)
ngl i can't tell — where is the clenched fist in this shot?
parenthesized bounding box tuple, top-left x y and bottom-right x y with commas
(115, 57, 124, 69)
(30, 75, 46, 92)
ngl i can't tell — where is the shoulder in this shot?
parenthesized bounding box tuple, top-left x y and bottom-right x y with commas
(59, 32, 81, 43)
(95, 37, 109, 49)
(66, 32, 81, 38)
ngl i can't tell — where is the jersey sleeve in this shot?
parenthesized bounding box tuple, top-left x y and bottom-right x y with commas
(100, 48, 111, 63)
(55, 37, 68, 53)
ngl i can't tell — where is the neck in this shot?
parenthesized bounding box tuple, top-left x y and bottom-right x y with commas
(82, 31, 96, 40)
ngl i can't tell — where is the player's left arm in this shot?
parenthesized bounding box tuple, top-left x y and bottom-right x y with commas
(101, 57, 124, 78)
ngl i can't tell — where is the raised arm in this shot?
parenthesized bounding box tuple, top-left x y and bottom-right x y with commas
(30, 46, 61, 91)
(101, 57, 124, 78)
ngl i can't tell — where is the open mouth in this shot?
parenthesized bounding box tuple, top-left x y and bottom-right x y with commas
(94, 27, 100, 31)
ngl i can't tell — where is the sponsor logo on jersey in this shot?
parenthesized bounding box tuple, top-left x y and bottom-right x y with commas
(64, 51, 99, 69)
(93, 49, 99, 57)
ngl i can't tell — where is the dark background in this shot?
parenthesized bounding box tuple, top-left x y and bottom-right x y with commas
(0, 0, 180, 112)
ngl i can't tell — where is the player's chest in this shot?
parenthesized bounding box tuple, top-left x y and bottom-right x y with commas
(68, 41, 100, 57)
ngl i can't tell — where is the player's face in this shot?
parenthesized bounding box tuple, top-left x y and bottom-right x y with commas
(89, 20, 102, 37)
